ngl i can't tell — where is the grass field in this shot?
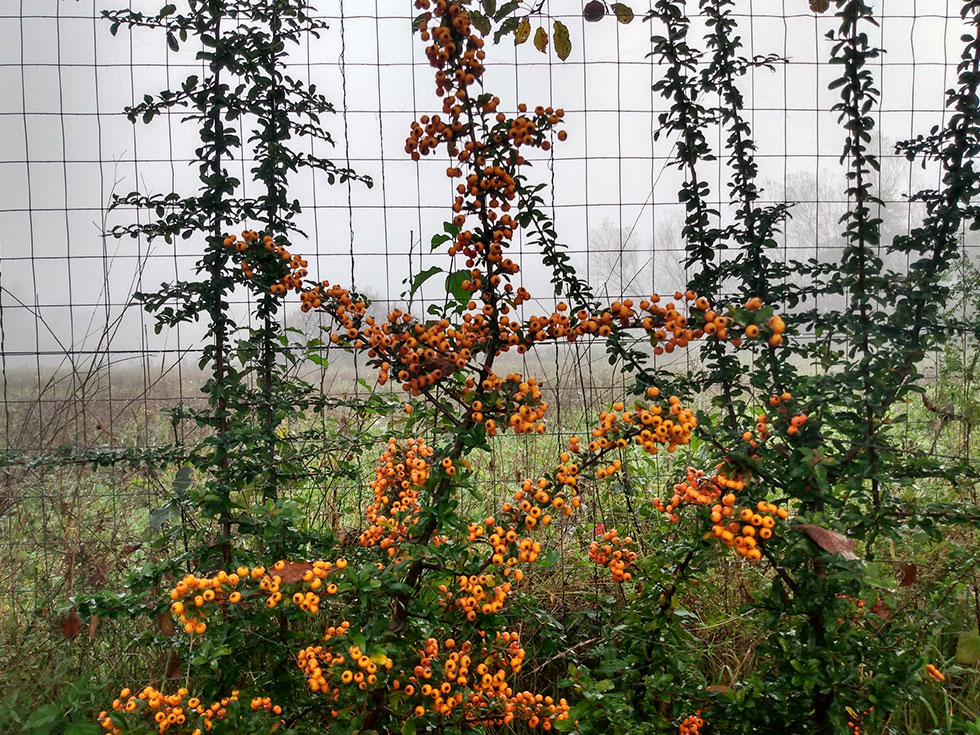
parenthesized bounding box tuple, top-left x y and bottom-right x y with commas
(1, 332, 979, 732)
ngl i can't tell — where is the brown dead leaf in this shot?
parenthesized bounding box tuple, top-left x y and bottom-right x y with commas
(793, 524, 859, 560)
(157, 611, 175, 637)
(165, 650, 181, 679)
(898, 562, 917, 587)
(88, 614, 100, 640)
(706, 684, 731, 694)
(273, 561, 315, 584)
(420, 357, 458, 378)
(61, 609, 82, 640)
(809, 0, 830, 12)
(583, 0, 605, 22)
(119, 543, 142, 557)
(870, 599, 891, 618)
(338, 528, 361, 547)
(87, 562, 108, 587)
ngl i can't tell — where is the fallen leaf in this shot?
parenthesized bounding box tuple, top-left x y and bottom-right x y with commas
(793, 524, 859, 560)
(583, 0, 605, 22)
(274, 560, 315, 584)
(533, 26, 548, 53)
(898, 562, 916, 587)
(553, 20, 571, 61)
(61, 609, 82, 640)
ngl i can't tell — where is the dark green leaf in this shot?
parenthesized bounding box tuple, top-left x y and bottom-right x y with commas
(65, 722, 102, 735)
(150, 502, 178, 530)
(470, 11, 492, 37)
(409, 266, 443, 297)
(172, 466, 192, 493)
(25, 705, 60, 735)
(445, 270, 471, 303)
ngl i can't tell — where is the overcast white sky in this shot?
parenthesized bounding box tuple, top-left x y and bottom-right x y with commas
(0, 0, 967, 378)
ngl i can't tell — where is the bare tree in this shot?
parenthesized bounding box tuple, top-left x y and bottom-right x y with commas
(584, 215, 687, 299)
(777, 139, 928, 272)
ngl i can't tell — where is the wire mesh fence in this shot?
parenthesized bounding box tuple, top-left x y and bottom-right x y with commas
(1, 0, 978, 710)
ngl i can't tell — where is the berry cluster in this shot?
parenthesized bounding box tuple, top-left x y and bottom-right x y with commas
(678, 712, 705, 735)
(589, 529, 637, 582)
(99, 687, 279, 735)
(360, 438, 436, 554)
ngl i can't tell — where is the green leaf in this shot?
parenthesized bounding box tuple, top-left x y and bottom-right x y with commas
(402, 720, 416, 735)
(956, 632, 980, 665)
(553, 20, 571, 60)
(610, 3, 634, 23)
(482, 0, 497, 15)
(172, 466, 192, 493)
(493, 0, 520, 21)
(149, 502, 178, 530)
(493, 16, 520, 44)
(470, 11, 491, 37)
(307, 352, 329, 368)
(65, 723, 102, 735)
(409, 266, 443, 297)
(167, 32, 179, 52)
(515, 18, 531, 45)
(25, 705, 60, 735)
(445, 270, 471, 303)
(533, 26, 549, 53)
(159, 3, 177, 17)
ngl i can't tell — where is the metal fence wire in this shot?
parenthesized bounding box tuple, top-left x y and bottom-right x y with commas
(0, 0, 977, 704)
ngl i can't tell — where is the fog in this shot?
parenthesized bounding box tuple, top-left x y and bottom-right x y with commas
(0, 0, 968, 387)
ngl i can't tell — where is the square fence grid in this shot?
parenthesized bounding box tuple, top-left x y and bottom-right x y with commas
(0, 0, 977, 699)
